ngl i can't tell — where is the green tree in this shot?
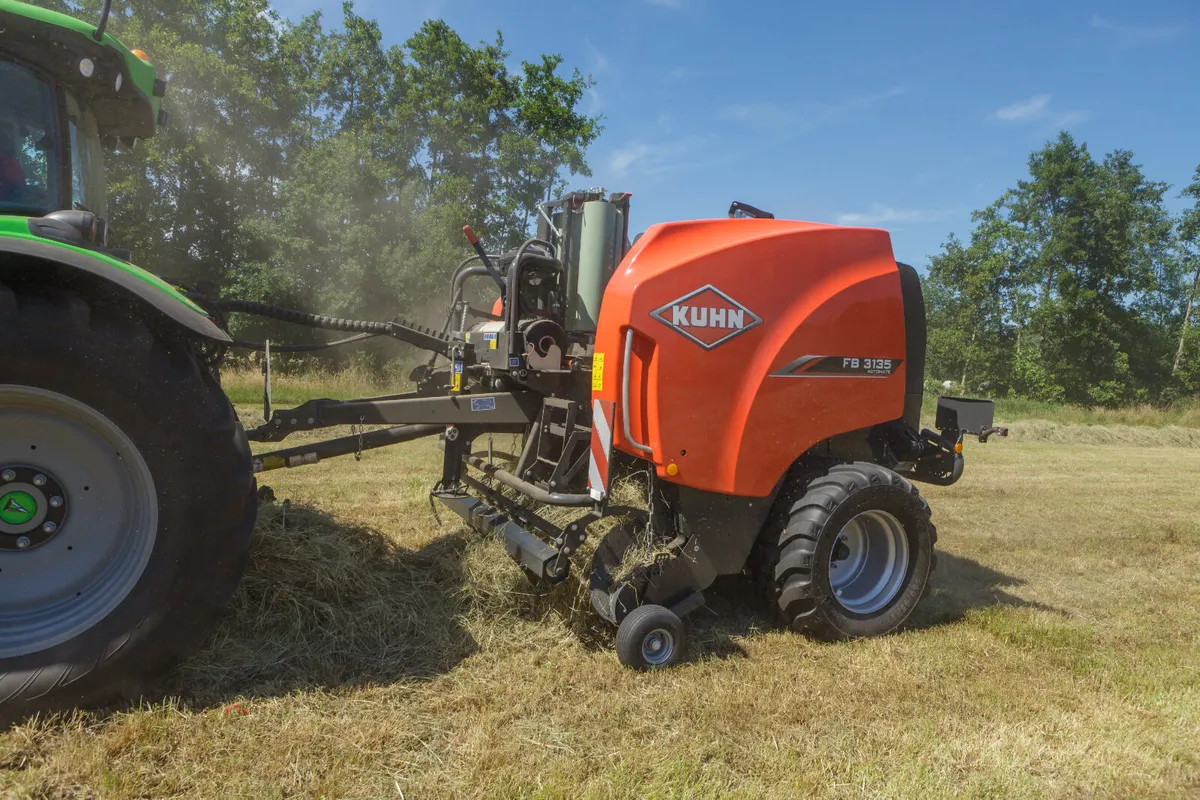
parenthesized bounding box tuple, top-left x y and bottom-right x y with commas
(35, 0, 600, 369)
(1175, 166, 1200, 388)
(926, 132, 1180, 405)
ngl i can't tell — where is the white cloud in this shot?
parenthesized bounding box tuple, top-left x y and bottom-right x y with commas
(835, 204, 953, 227)
(992, 94, 1051, 122)
(990, 94, 1091, 130)
(646, 0, 685, 7)
(585, 39, 609, 73)
(717, 102, 794, 126)
(718, 87, 905, 130)
(1090, 15, 1185, 42)
(1052, 110, 1093, 127)
(607, 136, 715, 180)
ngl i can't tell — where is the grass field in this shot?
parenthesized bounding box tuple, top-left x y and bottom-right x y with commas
(2, 392, 1199, 798)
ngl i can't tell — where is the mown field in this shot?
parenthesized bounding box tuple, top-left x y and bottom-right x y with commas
(2, 375, 1199, 798)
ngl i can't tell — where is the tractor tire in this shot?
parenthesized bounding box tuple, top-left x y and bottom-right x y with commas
(761, 462, 936, 640)
(0, 281, 256, 717)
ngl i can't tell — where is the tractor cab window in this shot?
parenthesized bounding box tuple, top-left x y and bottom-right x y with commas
(64, 93, 108, 218)
(0, 61, 60, 214)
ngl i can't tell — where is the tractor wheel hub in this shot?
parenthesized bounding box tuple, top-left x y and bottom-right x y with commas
(0, 466, 68, 550)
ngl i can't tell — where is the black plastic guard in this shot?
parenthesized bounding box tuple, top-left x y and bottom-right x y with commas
(935, 396, 996, 435)
(642, 485, 778, 610)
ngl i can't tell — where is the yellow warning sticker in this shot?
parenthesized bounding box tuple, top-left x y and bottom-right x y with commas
(592, 352, 605, 391)
(451, 372, 461, 391)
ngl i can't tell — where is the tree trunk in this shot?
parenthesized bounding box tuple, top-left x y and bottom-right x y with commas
(961, 329, 977, 390)
(1173, 261, 1200, 375)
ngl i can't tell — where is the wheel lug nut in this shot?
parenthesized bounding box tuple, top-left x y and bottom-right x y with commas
(1, 469, 14, 482)
(50, 496, 64, 508)
(32, 474, 47, 487)
(42, 521, 56, 534)
(16, 536, 31, 549)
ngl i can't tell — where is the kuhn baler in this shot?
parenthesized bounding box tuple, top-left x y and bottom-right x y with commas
(235, 193, 1005, 668)
(0, 0, 1003, 714)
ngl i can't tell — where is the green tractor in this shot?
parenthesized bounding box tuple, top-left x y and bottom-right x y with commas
(0, 1, 256, 714)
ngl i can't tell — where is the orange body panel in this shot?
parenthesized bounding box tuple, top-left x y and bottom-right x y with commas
(592, 219, 907, 498)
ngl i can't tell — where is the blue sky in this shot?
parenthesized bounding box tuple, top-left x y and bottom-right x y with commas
(274, 0, 1198, 271)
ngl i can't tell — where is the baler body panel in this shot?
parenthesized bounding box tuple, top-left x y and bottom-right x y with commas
(593, 219, 907, 498)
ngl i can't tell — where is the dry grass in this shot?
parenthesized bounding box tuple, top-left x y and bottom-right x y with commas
(2, 409, 1199, 798)
(922, 394, 1200, 429)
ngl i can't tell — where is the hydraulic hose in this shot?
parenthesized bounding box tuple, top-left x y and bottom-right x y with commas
(911, 453, 965, 487)
(208, 298, 393, 334)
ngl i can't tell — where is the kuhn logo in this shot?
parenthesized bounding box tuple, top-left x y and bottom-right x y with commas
(650, 285, 763, 350)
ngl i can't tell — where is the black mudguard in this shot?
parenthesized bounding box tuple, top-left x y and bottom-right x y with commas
(0, 236, 230, 343)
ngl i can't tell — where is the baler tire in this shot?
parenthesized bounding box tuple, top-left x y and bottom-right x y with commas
(764, 462, 936, 640)
(0, 282, 256, 718)
(615, 604, 685, 670)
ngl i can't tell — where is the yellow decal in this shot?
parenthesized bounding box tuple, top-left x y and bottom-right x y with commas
(451, 372, 461, 391)
(592, 352, 605, 391)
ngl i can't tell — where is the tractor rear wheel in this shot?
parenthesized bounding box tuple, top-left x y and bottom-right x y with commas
(0, 282, 256, 717)
(761, 462, 935, 639)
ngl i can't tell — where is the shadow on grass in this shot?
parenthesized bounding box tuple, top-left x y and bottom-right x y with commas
(909, 551, 1059, 629)
(675, 551, 1058, 661)
(169, 499, 478, 707)
(175, 511, 1054, 702)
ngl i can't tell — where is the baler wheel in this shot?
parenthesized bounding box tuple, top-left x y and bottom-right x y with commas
(763, 462, 936, 640)
(0, 282, 256, 717)
(615, 604, 685, 670)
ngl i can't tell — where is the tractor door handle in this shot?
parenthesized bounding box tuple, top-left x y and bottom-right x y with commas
(622, 329, 653, 454)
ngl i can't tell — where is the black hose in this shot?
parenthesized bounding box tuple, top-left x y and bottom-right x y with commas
(505, 238, 558, 339)
(209, 298, 393, 334)
(229, 332, 381, 353)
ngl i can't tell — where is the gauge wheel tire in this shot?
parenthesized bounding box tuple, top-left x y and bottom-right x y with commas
(761, 462, 936, 640)
(0, 281, 256, 717)
(615, 604, 686, 670)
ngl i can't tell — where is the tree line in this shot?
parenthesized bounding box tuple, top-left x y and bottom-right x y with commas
(926, 132, 1200, 406)
(42, 0, 599, 360)
(37, 4, 1200, 404)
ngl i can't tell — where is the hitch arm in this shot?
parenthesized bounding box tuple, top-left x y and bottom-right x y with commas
(247, 391, 542, 442)
(253, 423, 442, 472)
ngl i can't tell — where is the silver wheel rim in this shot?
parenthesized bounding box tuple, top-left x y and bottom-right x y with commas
(829, 510, 909, 614)
(0, 385, 158, 659)
(641, 628, 675, 665)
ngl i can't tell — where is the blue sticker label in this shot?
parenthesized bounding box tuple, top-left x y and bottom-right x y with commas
(483, 332, 498, 341)
(452, 362, 463, 374)
(471, 397, 496, 412)
(509, 357, 521, 368)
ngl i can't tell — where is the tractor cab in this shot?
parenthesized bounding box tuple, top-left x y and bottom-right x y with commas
(0, 60, 108, 219)
(0, 0, 164, 243)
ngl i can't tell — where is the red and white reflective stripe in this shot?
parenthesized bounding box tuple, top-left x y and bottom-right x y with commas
(588, 399, 615, 501)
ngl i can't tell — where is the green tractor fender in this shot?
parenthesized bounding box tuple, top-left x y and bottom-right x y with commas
(0, 234, 231, 343)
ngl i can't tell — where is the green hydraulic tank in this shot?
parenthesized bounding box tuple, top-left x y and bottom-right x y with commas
(570, 200, 619, 332)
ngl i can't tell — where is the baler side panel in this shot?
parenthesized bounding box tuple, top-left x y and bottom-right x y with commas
(593, 219, 907, 498)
